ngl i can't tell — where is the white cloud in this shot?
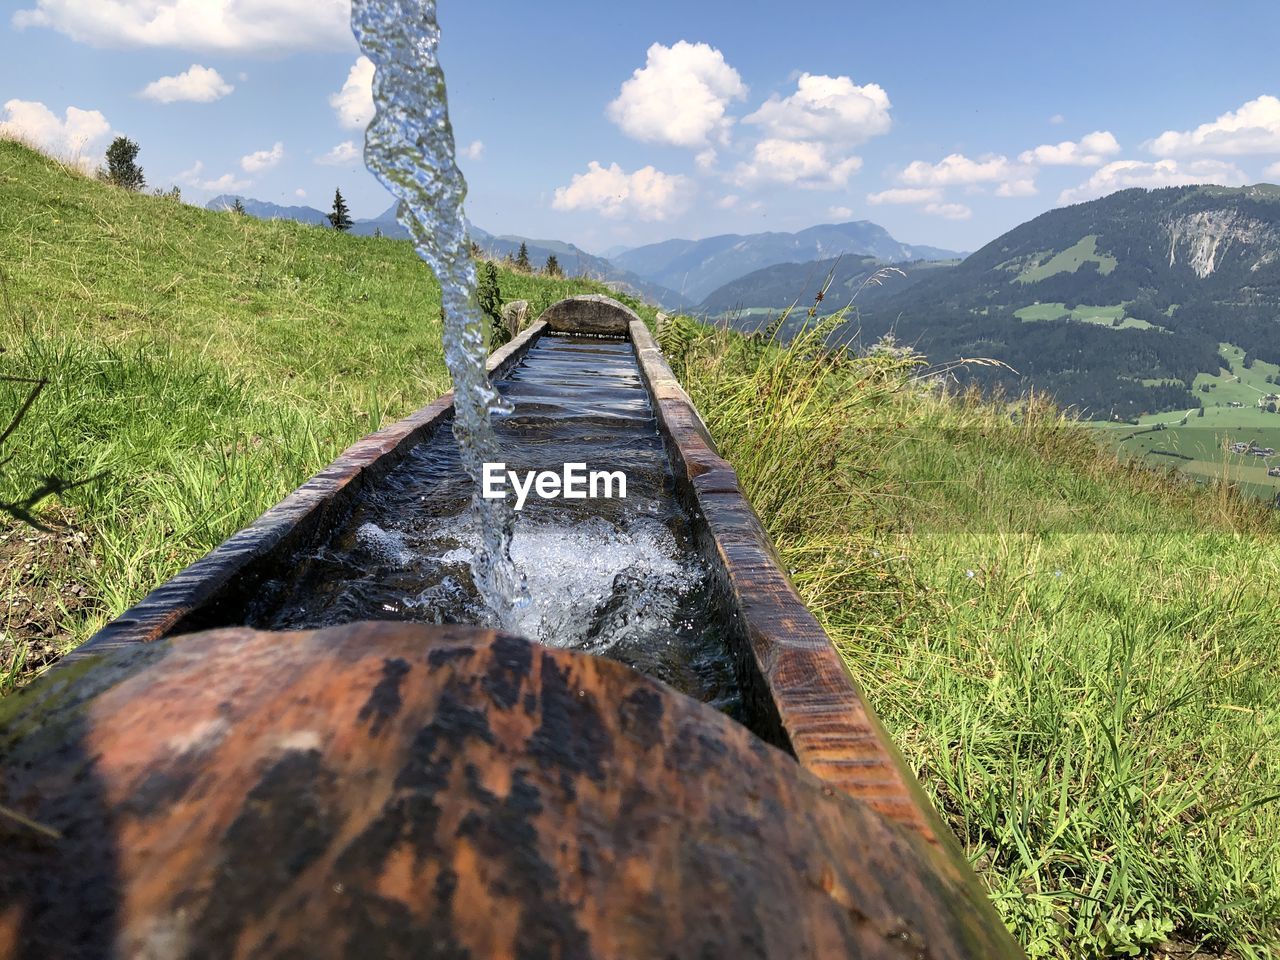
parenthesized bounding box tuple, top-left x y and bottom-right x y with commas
(731, 138, 861, 190)
(923, 202, 971, 220)
(1058, 158, 1247, 205)
(695, 148, 717, 171)
(462, 140, 484, 161)
(827, 205, 853, 219)
(607, 40, 746, 149)
(743, 73, 891, 145)
(1050, 113, 1065, 125)
(317, 140, 360, 165)
(716, 194, 739, 209)
(1019, 130, 1120, 166)
(139, 64, 233, 104)
(866, 187, 942, 205)
(1265, 160, 1280, 181)
(241, 141, 283, 172)
(177, 160, 249, 193)
(552, 161, 692, 221)
(0, 98, 110, 166)
(330, 56, 374, 131)
(294, 187, 307, 198)
(995, 178, 1038, 197)
(899, 152, 1015, 186)
(12, 0, 351, 54)
(1149, 95, 1280, 156)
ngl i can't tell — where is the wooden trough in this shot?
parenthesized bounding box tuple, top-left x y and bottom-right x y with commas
(0, 296, 1023, 958)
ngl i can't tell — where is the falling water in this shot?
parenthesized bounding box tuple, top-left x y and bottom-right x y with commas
(350, 0, 528, 625)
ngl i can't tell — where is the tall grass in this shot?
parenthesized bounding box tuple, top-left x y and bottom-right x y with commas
(678, 313, 1280, 958)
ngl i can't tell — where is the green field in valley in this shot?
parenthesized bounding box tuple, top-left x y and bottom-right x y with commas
(1014, 301, 1157, 329)
(1092, 342, 1280, 500)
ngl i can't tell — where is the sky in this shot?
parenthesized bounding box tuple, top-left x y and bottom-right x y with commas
(2, 0, 1280, 256)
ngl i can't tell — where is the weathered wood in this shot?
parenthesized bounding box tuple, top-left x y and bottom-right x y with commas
(0, 622, 1020, 959)
(630, 319, 969, 846)
(538, 294, 639, 336)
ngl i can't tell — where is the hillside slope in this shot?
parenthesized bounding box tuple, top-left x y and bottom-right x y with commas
(853, 184, 1280, 416)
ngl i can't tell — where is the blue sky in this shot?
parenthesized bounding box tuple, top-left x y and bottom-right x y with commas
(3, 0, 1280, 255)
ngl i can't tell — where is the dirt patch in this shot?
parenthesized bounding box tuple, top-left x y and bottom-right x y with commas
(0, 514, 102, 693)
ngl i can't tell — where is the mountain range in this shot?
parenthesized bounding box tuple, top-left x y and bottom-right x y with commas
(839, 184, 1280, 417)
(202, 196, 960, 311)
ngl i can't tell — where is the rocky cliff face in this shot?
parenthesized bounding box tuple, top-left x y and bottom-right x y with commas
(1166, 208, 1280, 278)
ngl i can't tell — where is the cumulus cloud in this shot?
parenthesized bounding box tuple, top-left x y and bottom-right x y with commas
(317, 140, 360, 165)
(330, 56, 374, 131)
(0, 98, 110, 165)
(1148, 95, 1280, 156)
(178, 160, 249, 193)
(12, 0, 351, 54)
(716, 194, 739, 209)
(1058, 158, 1247, 205)
(731, 138, 862, 190)
(294, 188, 307, 198)
(827, 205, 853, 219)
(899, 152, 1015, 186)
(743, 73, 891, 145)
(552, 161, 692, 221)
(1050, 113, 1065, 125)
(462, 140, 484, 161)
(607, 40, 746, 149)
(1265, 160, 1280, 180)
(923, 202, 971, 220)
(241, 141, 283, 172)
(866, 187, 942, 205)
(139, 64, 233, 104)
(1019, 130, 1120, 166)
(995, 178, 1038, 197)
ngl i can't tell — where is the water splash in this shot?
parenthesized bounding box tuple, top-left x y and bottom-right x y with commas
(350, 0, 528, 625)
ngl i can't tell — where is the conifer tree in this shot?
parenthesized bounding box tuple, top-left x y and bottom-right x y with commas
(544, 254, 561, 277)
(231, 198, 246, 215)
(515, 242, 530, 271)
(103, 136, 145, 191)
(328, 188, 353, 231)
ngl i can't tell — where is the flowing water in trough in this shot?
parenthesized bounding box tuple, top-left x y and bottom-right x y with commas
(250, 335, 741, 713)
(338, 0, 739, 711)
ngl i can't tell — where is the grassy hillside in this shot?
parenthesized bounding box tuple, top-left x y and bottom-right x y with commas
(666, 317, 1280, 958)
(0, 139, 616, 684)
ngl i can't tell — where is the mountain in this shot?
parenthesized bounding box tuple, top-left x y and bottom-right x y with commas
(845, 183, 1280, 417)
(205, 195, 329, 225)
(697, 255, 960, 320)
(614, 222, 966, 303)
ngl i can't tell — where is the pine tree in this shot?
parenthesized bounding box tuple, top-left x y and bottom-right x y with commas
(544, 254, 561, 277)
(515, 242, 530, 271)
(328, 189, 353, 231)
(231, 198, 246, 215)
(103, 136, 145, 191)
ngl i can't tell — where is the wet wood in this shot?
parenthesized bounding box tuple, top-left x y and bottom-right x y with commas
(0, 622, 1021, 959)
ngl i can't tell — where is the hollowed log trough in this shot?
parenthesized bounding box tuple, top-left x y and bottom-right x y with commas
(0, 296, 1023, 958)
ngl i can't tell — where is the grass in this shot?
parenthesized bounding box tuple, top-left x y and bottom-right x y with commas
(1017, 235, 1119, 284)
(0, 139, 618, 687)
(674, 315, 1280, 958)
(1014, 302, 1156, 330)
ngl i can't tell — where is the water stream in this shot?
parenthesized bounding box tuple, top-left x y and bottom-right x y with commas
(351, 0, 527, 627)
